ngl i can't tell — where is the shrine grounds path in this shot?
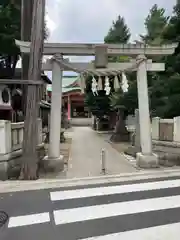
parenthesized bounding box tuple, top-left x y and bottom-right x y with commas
(66, 127, 138, 178)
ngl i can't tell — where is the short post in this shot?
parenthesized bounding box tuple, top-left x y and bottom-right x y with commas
(101, 148, 106, 174)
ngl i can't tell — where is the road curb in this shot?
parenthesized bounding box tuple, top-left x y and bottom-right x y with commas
(0, 168, 180, 193)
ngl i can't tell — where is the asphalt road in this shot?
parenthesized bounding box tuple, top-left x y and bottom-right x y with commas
(1, 175, 180, 239)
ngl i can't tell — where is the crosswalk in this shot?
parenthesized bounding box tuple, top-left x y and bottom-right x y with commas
(6, 176, 180, 239)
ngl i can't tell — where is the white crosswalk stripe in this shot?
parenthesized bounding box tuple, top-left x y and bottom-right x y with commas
(50, 179, 180, 200)
(8, 212, 50, 228)
(50, 177, 180, 239)
(53, 195, 180, 225)
(6, 176, 180, 239)
(82, 223, 180, 240)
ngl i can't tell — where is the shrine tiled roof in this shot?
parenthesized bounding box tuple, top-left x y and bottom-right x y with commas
(62, 87, 81, 93)
(62, 77, 78, 88)
(47, 76, 81, 93)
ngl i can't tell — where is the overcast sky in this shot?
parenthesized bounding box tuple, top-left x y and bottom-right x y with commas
(46, 0, 176, 43)
(44, 0, 176, 77)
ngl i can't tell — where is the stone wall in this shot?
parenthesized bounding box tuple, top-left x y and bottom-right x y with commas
(125, 113, 180, 166)
(125, 115, 180, 143)
(71, 117, 92, 126)
(0, 119, 43, 180)
(152, 117, 180, 142)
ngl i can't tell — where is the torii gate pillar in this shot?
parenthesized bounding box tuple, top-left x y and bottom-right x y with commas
(43, 59, 64, 172)
(136, 55, 158, 168)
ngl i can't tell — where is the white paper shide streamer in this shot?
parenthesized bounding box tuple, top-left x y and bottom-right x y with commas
(97, 76, 103, 91)
(121, 72, 129, 92)
(114, 75, 120, 90)
(104, 76, 111, 95)
(91, 77, 98, 96)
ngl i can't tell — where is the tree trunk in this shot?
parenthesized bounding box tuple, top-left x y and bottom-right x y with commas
(19, 0, 45, 180)
(21, 0, 34, 116)
(110, 109, 129, 142)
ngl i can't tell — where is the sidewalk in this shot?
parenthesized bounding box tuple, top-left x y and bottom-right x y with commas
(66, 127, 138, 178)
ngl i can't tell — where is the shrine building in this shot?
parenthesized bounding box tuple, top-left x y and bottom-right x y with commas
(47, 75, 90, 120)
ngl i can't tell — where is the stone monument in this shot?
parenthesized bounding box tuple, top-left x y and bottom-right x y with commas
(124, 109, 141, 157)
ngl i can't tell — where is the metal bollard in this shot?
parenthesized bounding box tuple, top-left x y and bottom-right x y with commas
(101, 148, 106, 174)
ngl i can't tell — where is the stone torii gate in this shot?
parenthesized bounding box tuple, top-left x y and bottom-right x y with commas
(16, 40, 177, 170)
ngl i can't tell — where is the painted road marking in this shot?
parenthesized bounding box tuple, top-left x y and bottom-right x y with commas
(8, 212, 50, 228)
(53, 195, 180, 225)
(50, 179, 180, 201)
(81, 222, 180, 240)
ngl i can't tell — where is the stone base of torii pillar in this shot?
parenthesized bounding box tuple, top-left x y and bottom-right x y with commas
(136, 152, 159, 168)
(42, 155, 64, 173)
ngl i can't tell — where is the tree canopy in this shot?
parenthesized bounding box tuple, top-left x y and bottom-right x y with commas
(110, 4, 179, 118)
(85, 3, 180, 119)
(140, 4, 169, 45)
(84, 15, 131, 118)
(104, 15, 130, 44)
(0, 1, 21, 78)
(0, 0, 48, 79)
(149, 2, 180, 118)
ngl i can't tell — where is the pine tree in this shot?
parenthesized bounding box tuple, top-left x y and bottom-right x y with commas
(149, 2, 180, 118)
(84, 15, 131, 123)
(104, 15, 130, 43)
(140, 4, 169, 45)
(0, 1, 21, 78)
(0, 0, 48, 79)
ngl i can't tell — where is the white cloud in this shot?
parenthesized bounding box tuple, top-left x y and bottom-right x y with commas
(46, 0, 176, 43)
(45, 15, 56, 33)
(44, 0, 176, 69)
(17, 0, 177, 78)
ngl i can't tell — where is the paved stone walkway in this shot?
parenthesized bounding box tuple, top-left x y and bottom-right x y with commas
(66, 127, 138, 178)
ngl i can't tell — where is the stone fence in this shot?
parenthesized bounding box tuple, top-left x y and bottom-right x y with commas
(0, 119, 43, 161)
(71, 117, 92, 126)
(125, 115, 180, 144)
(152, 117, 180, 142)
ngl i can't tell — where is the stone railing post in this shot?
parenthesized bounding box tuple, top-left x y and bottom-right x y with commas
(0, 120, 12, 180)
(0, 120, 12, 155)
(152, 117, 160, 140)
(173, 116, 180, 142)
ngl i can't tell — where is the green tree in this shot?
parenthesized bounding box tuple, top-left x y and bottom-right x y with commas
(84, 76, 112, 119)
(0, 0, 48, 79)
(110, 78, 138, 115)
(104, 15, 130, 43)
(106, 16, 136, 116)
(84, 15, 131, 123)
(0, 1, 21, 78)
(140, 4, 169, 45)
(110, 4, 171, 118)
(150, 2, 180, 118)
(140, 4, 170, 117)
